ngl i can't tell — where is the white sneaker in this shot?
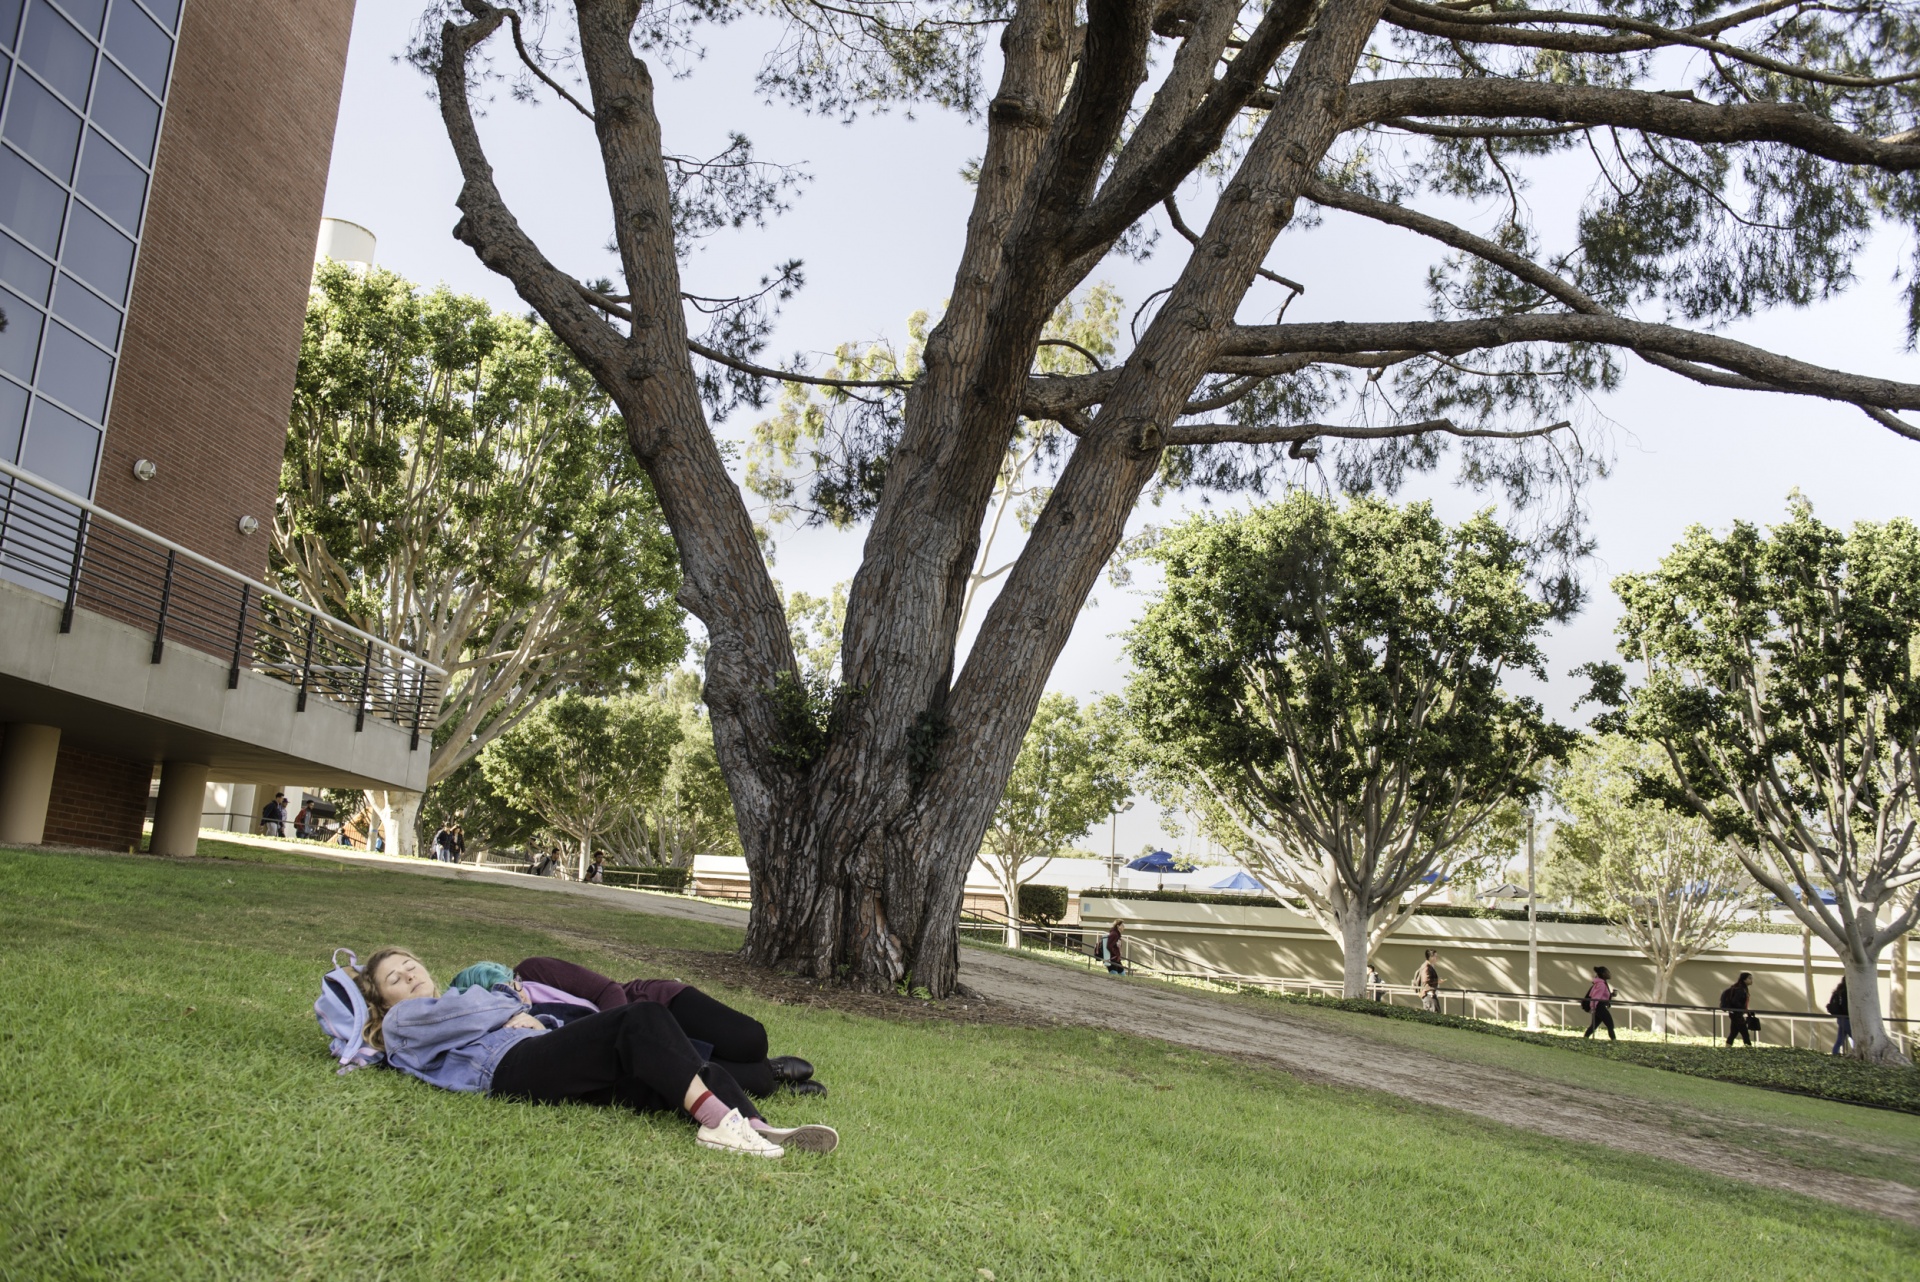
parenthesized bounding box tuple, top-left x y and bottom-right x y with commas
(755, 1123, 839, 1155)
(696, 1109, 784, 1158)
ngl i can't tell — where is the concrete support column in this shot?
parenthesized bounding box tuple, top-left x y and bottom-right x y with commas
(151, 760, 211, 857)
(0, 724, 62, 845)
(228, 783, 257, 834)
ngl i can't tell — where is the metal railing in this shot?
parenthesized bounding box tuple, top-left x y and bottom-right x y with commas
(1074, 929, 1914, 1054)
(0, 459, 446, 742)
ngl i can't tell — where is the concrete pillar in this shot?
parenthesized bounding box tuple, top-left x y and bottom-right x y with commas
(0, 723, 62, 845)
(228, 783, 257, 834)
(151, 761, 211, 857)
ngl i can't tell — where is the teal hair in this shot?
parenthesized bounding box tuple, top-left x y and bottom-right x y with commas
(448, 961, 513, 993)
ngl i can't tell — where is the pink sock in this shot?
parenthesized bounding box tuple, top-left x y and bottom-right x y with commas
(748, 1117, 773, 1133)
(689, 1090, 730, 1129)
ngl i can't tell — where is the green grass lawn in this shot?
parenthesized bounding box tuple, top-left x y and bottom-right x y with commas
(4, 844, 1917, 1280)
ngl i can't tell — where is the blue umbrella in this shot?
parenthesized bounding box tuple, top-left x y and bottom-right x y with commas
(1211, 870, 1264, 892)
(1128, 850, 1197, 872)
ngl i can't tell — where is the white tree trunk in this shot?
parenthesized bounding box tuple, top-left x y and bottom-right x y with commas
(368, 789, 422, 858)
(1651, 966, 1674, 1036)
(1843, 954, 1905, 1065)
(1004, 883, 1021, 950)
(1892, 932, 1910, 1025)
(1339, 910, 1370, 999)
(578, 832, 591, 883)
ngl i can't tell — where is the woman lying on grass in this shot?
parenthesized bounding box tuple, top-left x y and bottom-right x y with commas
(447, 956, 826, 1099)
(354, 948, 837, 1159)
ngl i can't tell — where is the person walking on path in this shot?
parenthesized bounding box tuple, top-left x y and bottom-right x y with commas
(1828, 979, 1853, 1056)
(1415, 949, 1442, 1013)
(585, 854, 606, 884)
(1097, 922, 1126, 975)
(260, 793, 287, 838)
(1366, 965, 1386, 1002)
(1582, 966, 1617, 1040)
(1720, 972, 1756, 1046)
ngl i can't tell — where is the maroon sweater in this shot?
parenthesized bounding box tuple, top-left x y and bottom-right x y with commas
(513, 956, 688, 1010)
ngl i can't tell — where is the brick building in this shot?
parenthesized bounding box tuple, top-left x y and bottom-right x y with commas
(0, 0, 437, 854)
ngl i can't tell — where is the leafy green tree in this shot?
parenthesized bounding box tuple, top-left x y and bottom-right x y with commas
(602, 669, 742, 866)
(420, 0, 1920, 995)
(1592, 501, 1920, 1063)
(419, 756, 549, 857)
(980, 693, 1134, 947)
(278, 265, 685, 853)
(1547, 736, 1759, 1031)
(479, 692, 682, 878)
(1128, 495, 1575, 997)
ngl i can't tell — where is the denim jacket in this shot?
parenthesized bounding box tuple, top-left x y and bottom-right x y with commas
(381, 985, 552, 1093)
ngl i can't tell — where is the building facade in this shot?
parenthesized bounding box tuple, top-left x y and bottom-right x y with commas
(0, 0, 438, 855)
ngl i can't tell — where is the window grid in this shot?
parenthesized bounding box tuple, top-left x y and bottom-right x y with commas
(0, 0, 180, 499)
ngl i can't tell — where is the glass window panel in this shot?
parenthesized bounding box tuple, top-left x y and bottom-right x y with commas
(75, 127, 140, 232)
(60, 200, 129, 302)
(0, 374, 25, 460)
(136, 0, 174, 32)
(21, 394, 99, 492)
(18, 2, 92, 107)
(0, 227, 52, 301)
(0, 284, 42, 378)
(34, 319, 108, 420)
(50, 0, 103, 39)
(0, 143, 65, 250)
(2, 70, 80, 180)
(103, 0, 165, 94)
(0, 0, 23, 52)
(51, 270, 114, 346)
(87, 57, 152, 163)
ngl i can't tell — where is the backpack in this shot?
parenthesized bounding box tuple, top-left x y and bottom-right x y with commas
(314, 948, 382, 1074)
(1826, 984, 1848, 1017)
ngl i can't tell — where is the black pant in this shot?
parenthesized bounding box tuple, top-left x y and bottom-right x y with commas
(490, 1003, 758, 1120)
(1584, 1002, 1615, 1039)
(1725, 1012, 1752, 1046)
(668, 987, 776, 1097)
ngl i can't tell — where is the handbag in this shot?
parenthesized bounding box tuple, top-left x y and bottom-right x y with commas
(1579, 995, 1592, 1013)
(1746, 1014, 1762, 1032)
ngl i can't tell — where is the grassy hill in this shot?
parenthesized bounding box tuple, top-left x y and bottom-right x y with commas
(3, 842, 1915, 1280)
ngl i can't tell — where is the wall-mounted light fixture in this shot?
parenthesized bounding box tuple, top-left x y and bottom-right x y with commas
(237, 515, 260, 536)
(132, 459, 157, 481)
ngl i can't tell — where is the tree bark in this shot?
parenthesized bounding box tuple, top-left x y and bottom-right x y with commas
(1843, 953, 1901, 1064)
(1339, 909, 1371, 999)
(1892, 931, 1910, 1026)
(1652, 964, 1674, 1037)
(370, 789, 421, 857)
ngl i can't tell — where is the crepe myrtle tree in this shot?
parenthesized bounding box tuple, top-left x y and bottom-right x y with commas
(278, 265, 685, 854)
(1126, 495, 1575, 997)
(980, 693, 1134, 946)
(1546, 735, 1760, 1032)
(1587, 501, 1920, 1064)
(415, 0, 1920, 995)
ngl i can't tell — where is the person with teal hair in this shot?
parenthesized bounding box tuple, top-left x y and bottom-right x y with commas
(449, 955, 823, 1099)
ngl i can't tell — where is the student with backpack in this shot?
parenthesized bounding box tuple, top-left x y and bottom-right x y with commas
(1828, 979, 1853, 1056)
(324, 948, 839, 1159)
(1581, 966, 1616, 1040)
(1095, 921, 1126, 975)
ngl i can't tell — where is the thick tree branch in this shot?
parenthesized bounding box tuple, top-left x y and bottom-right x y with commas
(1227, 317, 1920, 411)
(1344, 78, 1920, 171)
(1158, 416, 1569, 447)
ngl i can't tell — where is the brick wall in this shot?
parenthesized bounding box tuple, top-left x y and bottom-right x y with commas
(42, 743, 153, 851)
(91, 0, 357, 580)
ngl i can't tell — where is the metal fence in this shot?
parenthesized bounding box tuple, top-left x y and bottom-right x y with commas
(0, 458, 446, 742)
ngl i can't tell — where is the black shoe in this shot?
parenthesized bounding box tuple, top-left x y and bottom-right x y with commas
(769, 1056, 814, 1084)
(782, 1079, 827, 1098)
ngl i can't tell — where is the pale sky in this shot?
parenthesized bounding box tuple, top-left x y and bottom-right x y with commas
(324, 7, 1918, 855)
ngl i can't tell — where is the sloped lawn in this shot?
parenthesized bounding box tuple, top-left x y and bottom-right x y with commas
(3, 844, 1914, 1280)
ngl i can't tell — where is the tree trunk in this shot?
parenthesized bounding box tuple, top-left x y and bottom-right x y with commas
(1004, 881, 1021, 951)
(368, 789, 421, 857)
(1801, 926, 1816, 1013)
(1651, 965, 1674, 1037)
(1892, 932, 1910, 1026)
(1843, 953, 1908, 1065)
(578, 832, 592, 883)
(1339, 909, 1371, 999)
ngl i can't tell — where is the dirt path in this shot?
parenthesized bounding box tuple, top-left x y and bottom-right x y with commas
(957, 948, 1920, 1226)
(208, 836, 1920, 1224)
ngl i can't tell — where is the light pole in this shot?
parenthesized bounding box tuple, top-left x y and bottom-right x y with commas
(1527, 808, 1540, 1031)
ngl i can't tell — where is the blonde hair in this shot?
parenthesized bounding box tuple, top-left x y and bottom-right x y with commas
(352, 948, 420, 1052)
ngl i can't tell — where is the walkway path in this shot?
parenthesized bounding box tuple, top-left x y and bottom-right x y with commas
(214, 833, 1920, 1223)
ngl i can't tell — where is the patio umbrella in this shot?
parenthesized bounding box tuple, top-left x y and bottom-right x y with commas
(1127, 851, 1197, 872)
(1480, 882, 1530, 900)
(1211, 870, 1264, 892)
